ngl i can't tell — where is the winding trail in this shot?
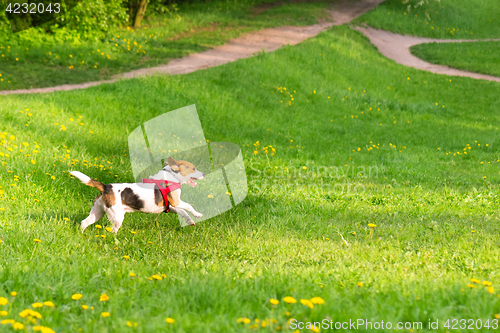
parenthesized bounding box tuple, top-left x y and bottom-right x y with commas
(2, 0, 499, 96)
(354, 26, 500, 82)
(0, 0, 385, 96)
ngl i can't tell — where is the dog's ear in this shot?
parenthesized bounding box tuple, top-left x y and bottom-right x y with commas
(166, 157, 180, 171)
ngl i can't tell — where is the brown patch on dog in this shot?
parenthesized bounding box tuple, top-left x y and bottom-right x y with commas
(121, 187, 144, 211)
(101, 184, 116, 208)
(154, 187, 165, 208)
(87, 178, 104, 192)
(166, 157, 198, 177)
(167, 190, 181, 207)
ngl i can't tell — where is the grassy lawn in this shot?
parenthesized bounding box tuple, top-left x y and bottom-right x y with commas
(0, 0, 334, 91)
(411, 41, 500, 77)
(355, 0, 500, 39)
(1, 24, 500, 332)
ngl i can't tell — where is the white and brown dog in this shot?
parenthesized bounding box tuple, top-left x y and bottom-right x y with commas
(70, 157, 205, 233)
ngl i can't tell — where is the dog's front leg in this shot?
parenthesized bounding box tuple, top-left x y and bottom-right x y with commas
(168, 206, 195, 225)
(175, 200, 203, 218)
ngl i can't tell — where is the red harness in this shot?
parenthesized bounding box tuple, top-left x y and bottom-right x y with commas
(142, 179, 181, 213)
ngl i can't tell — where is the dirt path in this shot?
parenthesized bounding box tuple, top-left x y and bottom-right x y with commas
(0, 0, 385, 96)
(354, 26, 500, 82)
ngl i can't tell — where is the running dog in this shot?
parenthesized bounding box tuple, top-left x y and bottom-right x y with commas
(70, 157, 205, 233)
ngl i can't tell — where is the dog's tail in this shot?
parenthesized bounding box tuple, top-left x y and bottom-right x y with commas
(70, 171, 105, 192)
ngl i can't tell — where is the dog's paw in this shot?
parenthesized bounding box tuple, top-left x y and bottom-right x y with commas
(187, 219, 195, 226)
(193, 212, 203, 218)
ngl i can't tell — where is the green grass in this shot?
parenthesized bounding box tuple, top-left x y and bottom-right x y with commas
(0, 0, 334, 91)
(1, 25, 500, 332)
(411, 41, 500, 77)
(355, 0, 500, 39)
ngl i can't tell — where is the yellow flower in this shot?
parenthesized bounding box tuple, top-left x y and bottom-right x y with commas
(358, 282, 364, 287)
(470, 278, 480, 284)
(31, 160, 36, 164)
(32, 302, 43, 308)
(0, 311, 7, 316)
(495, 314, 500, 319)
(123, 255, 130, 259)
(486, 287, 495, 294)
(33, 326, 55, 333)
(1, 319, 15, 325)
(101, 312, 110, 317)
(0, 297, 8, 305)
(81, 305, 88, 310)
(310, 297, 325, 305)
(129, 273, 136, 277)
(283, 296, 296, 304)
(13, 322, 24, 330)
(71, 294, 83, 300)
(99, 294, 109, 302)
(269, 299, 279, 305)
(368, 223, 376, 228)
(95, 224, 102, 229)
(43, 301, 54, 307)
(19, 309, 41, 319)
(300, 299, 314, 309)
(131, 231, 137, 235)
(242, 318, 251, 324)
(105, 227, 112, 232)
(152, 275, 162, 280)
(467, 284, 475, 288)
(165, 317, 175, 324)
(33, 239, 41, 243)
(483, 281, 492, 286)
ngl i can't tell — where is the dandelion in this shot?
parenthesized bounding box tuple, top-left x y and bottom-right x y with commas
(467, 284, 475, 288)
(310, 297, 324, 305)
(470, 278, 480, 284)
(0, 311, 7, 316)
(101, 312, 110, 317)
(0, 297, 7, 305)
(269, 299, 279, 305)
(19, 309, 41, 319)
(487, 287, 495, 294)
(165, 318, 175, 324)
(32, 302, 43, 308)
(300, 299, 314, 309)
(123, 255, 130, 259)
(358, 282, 364, 287)
(129, 273, 136, 277)
(81, 305, 88, 310)
(72, 294, 83, 300)
(99, 294, 109, 302)
(13, 322, 24, 329)
(1, 319, 15, 325)
(368, 223, 376, 228)
(483, 281, 492, 286)
(105, 227, 112, 232)
(43, 301, 54, 307)
(243, 318, 251, 324)
(283, 296, 296, 304)
(95, 224, 102, 229)
(152, 275, 162, 280)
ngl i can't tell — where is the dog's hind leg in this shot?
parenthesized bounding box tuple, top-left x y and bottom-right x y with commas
(81, 195, 105, 232)
(169, 207, 195, 226)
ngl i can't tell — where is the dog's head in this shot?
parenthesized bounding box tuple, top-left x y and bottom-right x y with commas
(164, 157, 205, 187)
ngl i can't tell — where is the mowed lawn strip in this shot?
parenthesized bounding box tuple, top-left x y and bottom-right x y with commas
(0, 0, 333, 91)
(411, 41, 500, 78)
(0, 26, 499, 332)
(355, 0, 500, 39)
